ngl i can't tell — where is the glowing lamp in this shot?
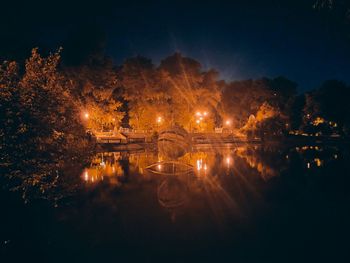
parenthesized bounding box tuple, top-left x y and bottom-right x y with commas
(157, 117, 162, 123)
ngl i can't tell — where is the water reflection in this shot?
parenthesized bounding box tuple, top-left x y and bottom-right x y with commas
(81, 152, 125, 184)
(3, 143, 349, 262)
(293, 145, 341, 169)
(78, 144, 344, 225)
(82, 144, 342, 186)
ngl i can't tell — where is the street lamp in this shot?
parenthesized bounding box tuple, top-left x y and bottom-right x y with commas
(225, 119, 232, 134)
(156, 116, 163, 129)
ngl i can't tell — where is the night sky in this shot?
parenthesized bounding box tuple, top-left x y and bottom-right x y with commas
(2, 0, 350, 90)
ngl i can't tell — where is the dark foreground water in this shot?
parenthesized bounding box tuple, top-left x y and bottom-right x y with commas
(1, 144, 350, 262)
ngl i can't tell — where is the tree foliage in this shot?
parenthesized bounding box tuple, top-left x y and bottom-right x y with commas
(0, 48, 94, 202)
(64, 56, 124, 131)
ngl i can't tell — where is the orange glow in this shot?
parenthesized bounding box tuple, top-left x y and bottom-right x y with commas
(312, 117, 325, 126)
(225, 157, 232, 167)
(84, 171, 88, 181)
(84, 112, 89, 119)
(314, 158, 322, 167)
(157, 116, 163, 123)
(196, 159, 202, 171)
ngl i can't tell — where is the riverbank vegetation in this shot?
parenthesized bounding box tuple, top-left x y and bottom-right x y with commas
(0, 49, 95, 202)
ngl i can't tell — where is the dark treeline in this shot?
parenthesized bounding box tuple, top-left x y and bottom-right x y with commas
(1, 48, 350, 201)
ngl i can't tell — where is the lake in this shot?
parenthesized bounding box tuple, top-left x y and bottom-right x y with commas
(1, 143, 350, 262)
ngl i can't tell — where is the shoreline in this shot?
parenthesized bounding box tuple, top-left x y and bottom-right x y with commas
(96, 137, 350, 152)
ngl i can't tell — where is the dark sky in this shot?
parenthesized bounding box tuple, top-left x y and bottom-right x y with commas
(2, 0, 350, 90)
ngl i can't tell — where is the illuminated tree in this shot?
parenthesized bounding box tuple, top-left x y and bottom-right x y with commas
(158, 53, 221, 130)
(302, 80, 350, 135)
(0, 48, 93, 202)
(64, 57, 124, 131)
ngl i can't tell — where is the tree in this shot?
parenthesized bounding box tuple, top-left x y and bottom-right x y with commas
(158, 53, 221, 130)
(302, 80, 350, 134)
(118, 53, 221, 131)
(64, 56, 124, 131)
(118, 56, 170, 129)
(222, 78, 274, 129)
(0, 48, 94, 202)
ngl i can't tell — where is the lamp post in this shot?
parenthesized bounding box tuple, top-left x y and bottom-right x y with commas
(225, 119, 232, 133)
(83, 111, 91, 130)
(156, 116, 163, 130)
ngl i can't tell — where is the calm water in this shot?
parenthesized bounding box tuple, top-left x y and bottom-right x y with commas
(1, 144, 350, 262)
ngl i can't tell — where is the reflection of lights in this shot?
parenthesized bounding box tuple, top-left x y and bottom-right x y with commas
(203, 111, 208, 116)
(225, 157, 232, 167)
(286, 155, 289, 159)
(112, 167, 115, 172)
(157, 164, 162, 171)
(334, 154, 338, 159)
(195, 112, 201, 116)
(84, 171, 88, 181)
(112, 118, 115, 121)
(199, 116, 203, 120)
(307, 162, 310, 169)
(196, 119, 200, 124)
(314, 158, 322, 167)
(84, 112, 89, 119)
(100, 155, 106, 167)
(196, 159, 208, 172)
(225, 120, 231, 126)
(196, 159, 202, 171)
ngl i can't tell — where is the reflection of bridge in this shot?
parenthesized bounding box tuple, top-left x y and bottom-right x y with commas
(191, 133, 255, 144)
